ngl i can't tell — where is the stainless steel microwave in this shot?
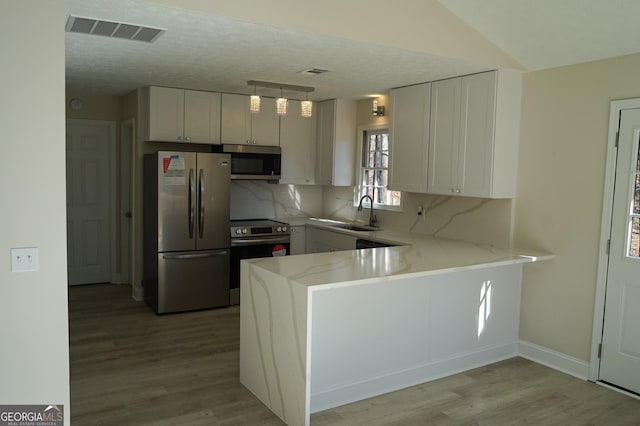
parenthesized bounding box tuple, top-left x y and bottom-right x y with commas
(222, 144, 281, 181)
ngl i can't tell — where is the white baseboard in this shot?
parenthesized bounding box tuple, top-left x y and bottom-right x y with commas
(310, 342, 518, 413)
(132, 285, 144, 301)
(517, 340, 589, 380)
(310, 341, 593, 414)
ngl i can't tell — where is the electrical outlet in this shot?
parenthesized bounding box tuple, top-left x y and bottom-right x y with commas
(11, 247, 39, 272)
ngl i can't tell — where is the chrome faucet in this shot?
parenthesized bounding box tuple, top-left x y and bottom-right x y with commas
(357, 195, 377, 227)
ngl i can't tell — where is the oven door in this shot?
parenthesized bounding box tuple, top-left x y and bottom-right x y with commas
(230, 235, 290, 305)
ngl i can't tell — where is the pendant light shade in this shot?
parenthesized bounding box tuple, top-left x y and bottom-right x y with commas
(276, 89, 288, 116)
(301, 100, 313, 118)
(250, 95, 261, 113)
(250, 85, 260, 113)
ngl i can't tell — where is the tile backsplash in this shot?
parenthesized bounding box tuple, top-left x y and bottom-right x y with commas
(231, 182, 514, 248)
(230, 181, 322, 220)
(322, 186, 514, 248)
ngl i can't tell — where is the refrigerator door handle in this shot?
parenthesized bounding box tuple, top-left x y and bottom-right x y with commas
(189, 168, 195, 239)
(162, 250, 228, 260)
(198, 168, 205, 238)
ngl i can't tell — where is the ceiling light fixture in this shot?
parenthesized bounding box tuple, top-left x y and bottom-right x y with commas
(247, 80, 314, 117)
(250, 84, 261, 113)
(276, 88, 288, 116)
(372, 98, 385, 116)
(301, 93, 313, 118)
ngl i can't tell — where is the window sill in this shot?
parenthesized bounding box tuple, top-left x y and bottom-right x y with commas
(353, 202, 403, 213)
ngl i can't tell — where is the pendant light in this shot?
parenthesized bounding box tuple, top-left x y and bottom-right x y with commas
(250, 84, 261, 113)
(247, 80, 313, 117)
(301, 92, 312, 118)
(276, 88, 288, 116)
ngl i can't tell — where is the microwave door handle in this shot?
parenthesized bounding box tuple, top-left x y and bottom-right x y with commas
(188, 168, 195, 239)
(198, 168, 205, 238)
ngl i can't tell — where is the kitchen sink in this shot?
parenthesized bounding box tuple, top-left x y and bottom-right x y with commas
(328, 223, 380, 232)
(309, 218, 381, 232)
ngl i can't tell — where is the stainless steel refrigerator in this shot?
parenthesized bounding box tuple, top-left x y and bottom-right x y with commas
(143, 151, 230, 314)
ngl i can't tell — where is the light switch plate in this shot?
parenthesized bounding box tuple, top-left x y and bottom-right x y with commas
(11, 247, 39, 272)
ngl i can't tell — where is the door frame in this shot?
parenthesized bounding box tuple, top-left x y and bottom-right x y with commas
(590, 98, 640, 381)
(120, 118, 135, 286)
(66, 118, 116, 284)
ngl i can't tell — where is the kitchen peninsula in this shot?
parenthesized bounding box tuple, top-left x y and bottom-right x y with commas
(239, 226, 553, 426)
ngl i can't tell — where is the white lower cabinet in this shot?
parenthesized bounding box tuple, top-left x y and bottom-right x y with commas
(305, 227, 357, 254)
(289, 225, 306, 255)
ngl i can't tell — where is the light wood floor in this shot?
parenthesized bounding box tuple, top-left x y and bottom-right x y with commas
(69, 284, 640, 425)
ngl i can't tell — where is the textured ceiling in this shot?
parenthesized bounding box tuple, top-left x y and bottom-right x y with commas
(64, 0, 490, 99)
(65, 0, 640, 99)
(438, 0, 640, 71)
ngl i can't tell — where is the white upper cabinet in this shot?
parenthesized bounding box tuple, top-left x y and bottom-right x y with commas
(279, 100, 317, 185)
(183, 90, 221, 144)
(221, 93, 279, 146)
(428, 70, 522, 198)
(389, 83, 431, 193)
(316, 99, 357, 186)
(428, 77, 462, 195)
(142, 86, 220, 144)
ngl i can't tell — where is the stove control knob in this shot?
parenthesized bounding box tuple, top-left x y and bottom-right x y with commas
(235, 229, 242, 235)
(242, 228, 248, 234)
(282, 226, 287, 232)
(276, 226, 282, 232)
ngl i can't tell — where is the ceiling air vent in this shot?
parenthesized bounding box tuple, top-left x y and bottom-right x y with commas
(299, 68, 331, 76)
(65, 15, 165, 43)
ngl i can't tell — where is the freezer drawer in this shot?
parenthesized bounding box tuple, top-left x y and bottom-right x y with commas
(156, 249, 230, 313)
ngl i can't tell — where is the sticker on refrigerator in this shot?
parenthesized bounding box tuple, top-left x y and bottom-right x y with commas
(163, 155, 185, 186)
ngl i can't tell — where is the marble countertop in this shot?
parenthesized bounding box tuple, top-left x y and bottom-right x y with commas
(248, 218, 554, 289)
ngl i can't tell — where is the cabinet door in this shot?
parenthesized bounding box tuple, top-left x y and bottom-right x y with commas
(428, 78, 461, 195)
(147, 87, 184, 142)
(332, 99, 357, 186)
(221, 93, 251, 144)
(184, 90, 221, 144)
(314, 99, 356, 186)
(250, 98, 279, 146)
(280, 100, 316, 184)
(306, 227, 356, 253)
(316, 99, 336, 185)
(289, 225, 306, 255)
(458, 72, 496, 197)
(389, 83, 430, 192)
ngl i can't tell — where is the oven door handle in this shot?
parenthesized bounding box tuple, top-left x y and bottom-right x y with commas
(231, 236, 290, 246)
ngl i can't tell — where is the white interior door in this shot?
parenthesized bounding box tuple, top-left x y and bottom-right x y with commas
(120, 119, 134, 285)
(599, 108, 640, 394)
(66, 120, 113, 285)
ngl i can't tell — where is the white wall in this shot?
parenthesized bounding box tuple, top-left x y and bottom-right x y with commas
(515, 53, 640, 362)
(0, 1, 70, 423)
